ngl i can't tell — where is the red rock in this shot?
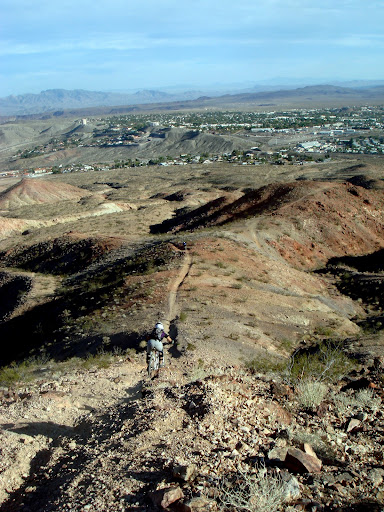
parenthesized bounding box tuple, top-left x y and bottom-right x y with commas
(284, 447, 322, 473)
(150, 487, 184, 509)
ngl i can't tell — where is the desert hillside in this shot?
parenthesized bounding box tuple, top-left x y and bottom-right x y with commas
(0, 178, 91, 210)
(0, 157, 384, 511)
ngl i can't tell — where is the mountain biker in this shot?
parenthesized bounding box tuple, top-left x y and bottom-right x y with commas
(147, 322, 173, 368)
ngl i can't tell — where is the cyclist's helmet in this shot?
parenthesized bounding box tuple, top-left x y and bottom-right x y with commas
(155, 322, 164, 331)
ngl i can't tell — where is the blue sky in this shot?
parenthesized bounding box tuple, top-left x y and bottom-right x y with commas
(1, 0, 383, 97)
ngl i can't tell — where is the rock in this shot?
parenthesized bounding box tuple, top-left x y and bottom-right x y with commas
(316, 401, 329, 418)
(284, 447, 322, 474)
(367, 468, 384, 487)
(346, 418, 362, 433)
(270, 381, 293, 399)
(334, 472, 354, 485)
(173, 464, 198, 482)
(355, 411, 368, 421)
(281, 471, 301, 500)
(185, 497, 218, 511)
(150, 487, 184, 509)
(268, 446, 288, 462)
(302, 443, 317, 459)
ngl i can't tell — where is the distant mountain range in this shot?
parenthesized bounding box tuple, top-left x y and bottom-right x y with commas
(0, 89, 193, 116)
(1, 82, 384, 117)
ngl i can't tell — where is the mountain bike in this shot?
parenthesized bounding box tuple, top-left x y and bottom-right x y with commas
(147, 348, 160, 379)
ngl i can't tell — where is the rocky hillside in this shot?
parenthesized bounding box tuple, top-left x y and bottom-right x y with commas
(152, 180, 384, 269)
(1, 166, 384, 511)
(0, 178, 91, 210)
(0, 334, 383, 511)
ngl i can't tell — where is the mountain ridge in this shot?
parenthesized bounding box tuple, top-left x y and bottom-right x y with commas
(2, 83, 384, 117)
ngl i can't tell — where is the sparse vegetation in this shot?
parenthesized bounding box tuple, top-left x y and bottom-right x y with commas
(286, 340, 356, 384)
(179, 311, 188, 322)
(218, 466, 288, 512)
(296, 379, 328, 411)
(245, 354, 286, 374)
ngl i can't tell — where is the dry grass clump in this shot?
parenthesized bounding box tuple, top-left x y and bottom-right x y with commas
(218, 466, 288, 512)
(296, 379, 328, 411)
(332, 388, 382, 416)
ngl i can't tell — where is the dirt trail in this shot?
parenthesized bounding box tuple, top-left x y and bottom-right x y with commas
(222, 182, 338, 260)
(165, 250, 192, 331)
(0, 252, 195, 504)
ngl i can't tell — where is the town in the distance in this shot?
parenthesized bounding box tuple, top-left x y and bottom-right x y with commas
(2, 104, 383, 179)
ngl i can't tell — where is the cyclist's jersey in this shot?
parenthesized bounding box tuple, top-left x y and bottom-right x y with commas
(151, 328, 169, 341)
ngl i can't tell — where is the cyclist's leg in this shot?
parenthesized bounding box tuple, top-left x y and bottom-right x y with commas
(147, 339, 155, 365)
(147, 338, 163, 358)
(152, 339, 164, 366)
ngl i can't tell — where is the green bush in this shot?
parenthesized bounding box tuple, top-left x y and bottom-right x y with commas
(246, 355, 286, 374)
(286, 340, 356, 384)
(81, 351, 112, 370)
(179, 311, 188, 322)
(0, 365, 22, 387)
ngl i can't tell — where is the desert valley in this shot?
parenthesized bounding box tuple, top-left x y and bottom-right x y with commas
(0, 90, 384, 512)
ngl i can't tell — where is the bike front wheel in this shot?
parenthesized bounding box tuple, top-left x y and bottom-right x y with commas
(148, 350, 160, 379)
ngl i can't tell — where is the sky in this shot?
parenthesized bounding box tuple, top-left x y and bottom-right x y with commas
(1, 0, 383, 97)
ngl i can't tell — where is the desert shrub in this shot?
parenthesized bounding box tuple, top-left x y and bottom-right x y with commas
(332, 388, 381, 416)
(331, 391, 356, 416)
(296, 379, 328, 411)
(286, 340, 356, 384)
(81, 351, 111, 370)
(218, 466, 288, 512)
(355, 388, 381, 412)
(0, 355, 50, 387)
(179, 311, 188, 322)
(313, 326, 335, 337)
(246, 355, 286, 375)
(0, 365, 22, 387)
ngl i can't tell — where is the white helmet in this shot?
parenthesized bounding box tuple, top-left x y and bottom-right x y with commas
(155, 322, 164, 330)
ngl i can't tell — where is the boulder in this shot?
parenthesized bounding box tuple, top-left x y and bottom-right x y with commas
(150, 486, 184, 509)
(173, 464, 198, 482)
(185, 497, 218, 511)
(284, 447, 322, 473)
(346, 418, 362, 433)
(280, 472, 301, 500)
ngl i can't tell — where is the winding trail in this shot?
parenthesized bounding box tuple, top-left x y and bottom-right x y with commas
(165, 250, 192, 331)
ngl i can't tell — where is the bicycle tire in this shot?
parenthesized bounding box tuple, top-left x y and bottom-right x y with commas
(148, 349, 160, 378)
